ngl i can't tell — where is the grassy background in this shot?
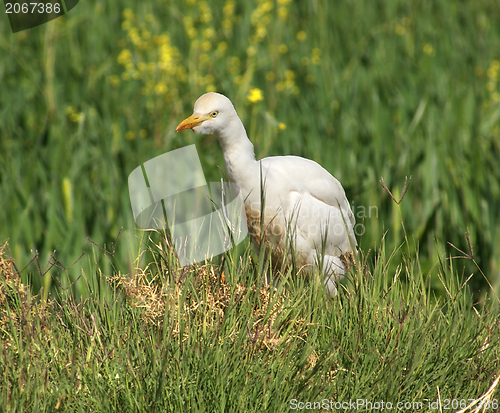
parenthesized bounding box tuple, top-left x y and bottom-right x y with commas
(1, 0, 500, 410)
(1, 0, 500, 297)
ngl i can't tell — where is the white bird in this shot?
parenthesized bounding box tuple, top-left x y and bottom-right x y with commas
(176, 92, 356, 296)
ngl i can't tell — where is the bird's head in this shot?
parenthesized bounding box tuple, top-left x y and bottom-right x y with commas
(176, 92, 236, 136)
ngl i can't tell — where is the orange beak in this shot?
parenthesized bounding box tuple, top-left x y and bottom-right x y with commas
(175, 113, 211, 132)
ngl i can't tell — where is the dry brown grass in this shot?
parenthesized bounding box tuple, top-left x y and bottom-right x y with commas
(1, 235, 305, 354)
(0, 241, 27, 308)
(108, 260, 300, 349)
(0, 241, 52, 351)
(0, 241, 28, 341)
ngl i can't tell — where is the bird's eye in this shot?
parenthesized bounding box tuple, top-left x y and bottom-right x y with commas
(210, 111, 219, 118)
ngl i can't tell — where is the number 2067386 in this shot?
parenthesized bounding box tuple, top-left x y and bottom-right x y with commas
(5, 3, 61, 14)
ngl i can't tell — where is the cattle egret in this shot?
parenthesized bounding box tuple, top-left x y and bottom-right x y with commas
(176, 92, 356, 296)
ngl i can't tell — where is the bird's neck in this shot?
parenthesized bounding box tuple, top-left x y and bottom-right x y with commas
(215, 116, 258, 187)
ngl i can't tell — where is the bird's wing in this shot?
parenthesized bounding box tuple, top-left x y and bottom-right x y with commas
(260, 156, 353, 218)
(259, 155, 357, 252)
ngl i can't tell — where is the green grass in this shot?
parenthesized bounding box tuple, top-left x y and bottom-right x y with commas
(1, 0, 499, 297)
(1, 231, 499, 411)
(1, 0, 500, 410)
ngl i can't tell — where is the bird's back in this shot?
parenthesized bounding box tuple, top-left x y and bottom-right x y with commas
(242, 155, 356, 284)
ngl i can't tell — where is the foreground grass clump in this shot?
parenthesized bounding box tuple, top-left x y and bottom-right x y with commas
(1, 236, 499, 412)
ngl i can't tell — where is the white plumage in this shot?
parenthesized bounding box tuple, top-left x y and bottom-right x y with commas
(176, 92, 356, 296)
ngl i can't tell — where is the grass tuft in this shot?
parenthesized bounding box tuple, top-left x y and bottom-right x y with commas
(2, 229, 499, 411)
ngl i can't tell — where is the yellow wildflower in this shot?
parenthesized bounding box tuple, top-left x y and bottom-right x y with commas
(423, 43, 435, 56)
(199, 1, 212, 23)
(123, 9, 133, 20)
(278, 7, 288, 20)
(297, 31, 307, 41)
(154, 82, 167, 95)
(256, 26, 267, 41)
(117, 49, 132, 65)
(278, 44, 288, 54)
(216, 42, 227, 57)
(203, 28, 215, 39)
(202, 40, 211, 51)
(222, 0, 235, 32)
(487, 60, 500, 80)
(229, 57, 240, 74)
(122, 20, 131, 31)
(107, 75, 120, 87)
(395, 25, 405, 36)
(204, 74, 215, 84)
(247, 88, 264, 103)
(65, 106, 82, 123)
